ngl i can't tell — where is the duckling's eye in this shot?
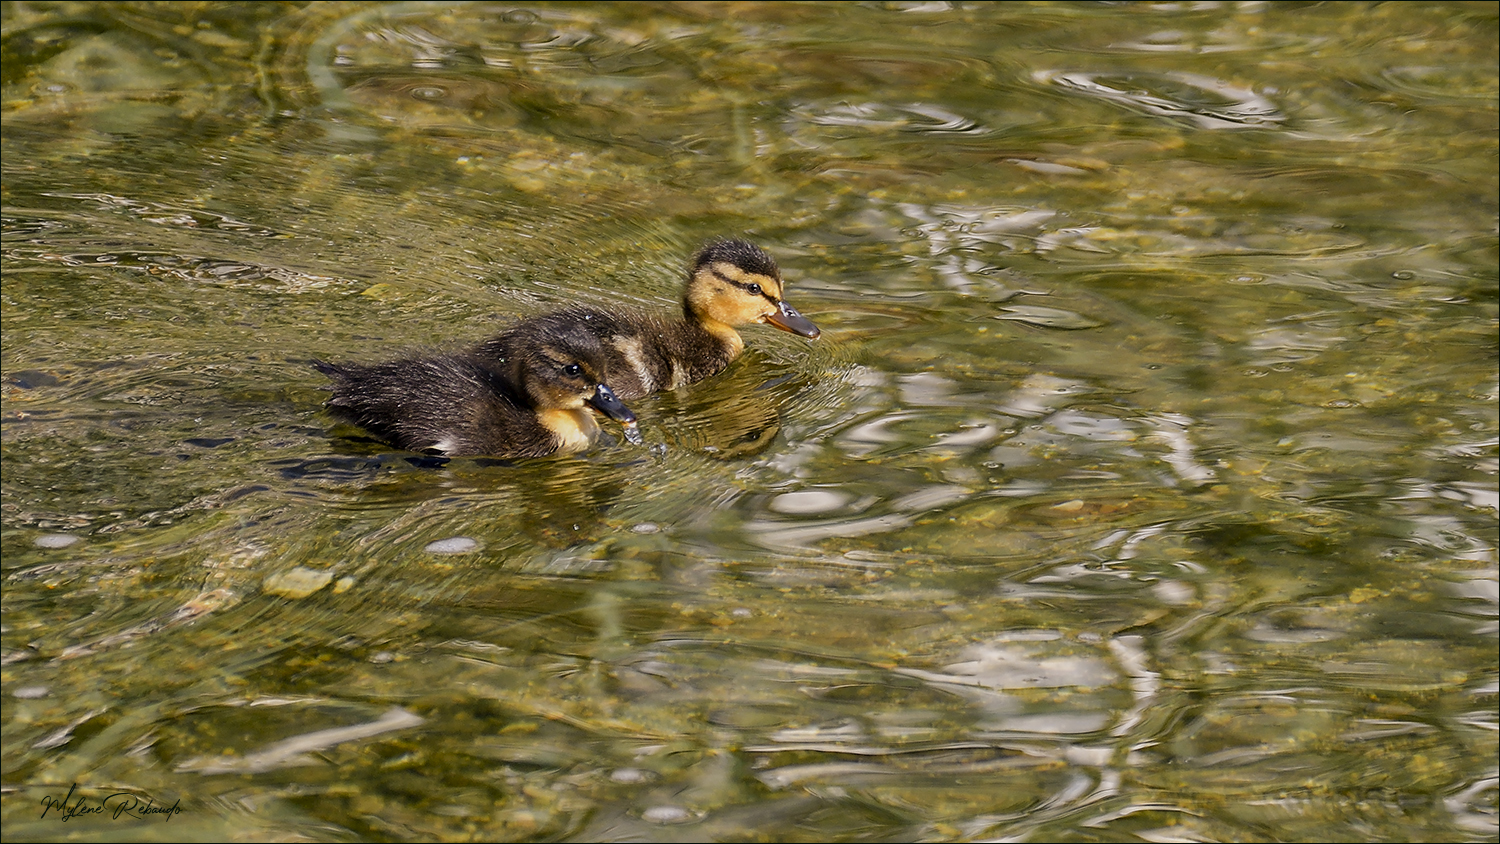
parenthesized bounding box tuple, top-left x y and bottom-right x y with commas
(564, 363, 583, 377)
(745, 283, 762, 296)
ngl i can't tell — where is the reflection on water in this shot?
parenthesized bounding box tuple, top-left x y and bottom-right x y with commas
(3, 1, 1496, 842)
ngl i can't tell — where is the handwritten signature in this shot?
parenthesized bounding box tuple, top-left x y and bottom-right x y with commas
(38, 783, 184, 821)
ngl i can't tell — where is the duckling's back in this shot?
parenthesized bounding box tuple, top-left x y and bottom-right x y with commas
(315, 354, 559, 457)
(485, 307, 736, 401)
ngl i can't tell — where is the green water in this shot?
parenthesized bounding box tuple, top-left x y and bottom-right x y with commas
(2, 2, 1496, 841)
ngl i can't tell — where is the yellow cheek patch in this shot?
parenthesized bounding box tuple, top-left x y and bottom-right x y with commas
(713, 290, 774, 325)
(537, 408, 599, 452)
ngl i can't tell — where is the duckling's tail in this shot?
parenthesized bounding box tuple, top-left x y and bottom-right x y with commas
(311, 359, 344, 378)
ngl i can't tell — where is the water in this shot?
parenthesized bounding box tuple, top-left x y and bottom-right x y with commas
(2, 2, 1496, 841)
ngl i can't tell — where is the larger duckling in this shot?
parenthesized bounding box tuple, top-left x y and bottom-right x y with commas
(478, 238, 819, 401)
(315, 319, 640, 458)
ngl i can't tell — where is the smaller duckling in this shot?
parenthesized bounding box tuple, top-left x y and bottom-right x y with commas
(315, 319, 640, 458)
(478, 238, 819, 402)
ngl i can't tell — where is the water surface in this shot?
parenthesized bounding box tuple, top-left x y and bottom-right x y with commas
(2, 2, 1496, 841)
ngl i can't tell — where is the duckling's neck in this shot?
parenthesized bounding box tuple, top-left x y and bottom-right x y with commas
(536, 408, 599, 453)
(692, 314, 745, 362)
(644, 303, 741, 391)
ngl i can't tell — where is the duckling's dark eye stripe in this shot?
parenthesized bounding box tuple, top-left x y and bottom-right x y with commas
(711, 268, 778, 303)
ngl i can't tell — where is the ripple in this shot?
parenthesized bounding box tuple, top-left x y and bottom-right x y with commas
(7, 237, 336, 298)
(40, 193, 292, 237)
(898, 632, 1119, 690)
(341, 72, 522, 127)
(995, 304, 1104, 330)
(997, 374, 1095, 420)
(1035, 70, 1284, 129)
(1109, 28, 1315, 56)
(789, 100, 984, 134)
(297, 4, 696, 136)
(890, 484, 970, 513)
(1045, 410, 1135, 442)
(744, 513, 912, 551)
(1375, 64, 1499, 104)
(2, 24, 220, 127)
(177, 706, 425, 775)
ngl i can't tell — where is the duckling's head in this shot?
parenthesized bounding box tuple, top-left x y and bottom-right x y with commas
(505, 322, 641, 443)
(684, 238, 820, 340)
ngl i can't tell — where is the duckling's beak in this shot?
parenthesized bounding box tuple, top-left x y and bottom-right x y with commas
(765, 299, 821, 339)
(589, 384, 644, 445)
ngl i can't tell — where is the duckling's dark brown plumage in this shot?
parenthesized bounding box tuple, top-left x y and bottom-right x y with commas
(485, 306, 732, 403)
(316, 319, 636, 458)
(477, 239, 819, 402)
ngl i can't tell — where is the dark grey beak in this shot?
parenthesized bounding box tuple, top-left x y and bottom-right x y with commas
(589, 384, 643, 445)
(766, 299, 820, 339)
(589, 384, 636, 424)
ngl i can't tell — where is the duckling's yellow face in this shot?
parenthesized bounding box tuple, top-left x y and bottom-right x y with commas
(686, 261, 821, 339)
(688, 260, 782, 327)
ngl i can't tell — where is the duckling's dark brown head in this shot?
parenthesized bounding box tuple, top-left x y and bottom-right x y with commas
(685, 238, 820, 340)
(499, 320, 639, 433)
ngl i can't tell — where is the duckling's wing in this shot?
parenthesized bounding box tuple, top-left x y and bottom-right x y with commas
(319, 355, 516, 455)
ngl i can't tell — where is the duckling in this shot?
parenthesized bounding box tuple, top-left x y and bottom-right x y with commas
(477, 238, 819, 401)
(315, 318, 640, 458)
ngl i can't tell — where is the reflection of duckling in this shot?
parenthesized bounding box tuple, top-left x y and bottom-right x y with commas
(650, 359, 818, 459)
(480, 239, 819, 401)
(315, 319, 640, 458)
